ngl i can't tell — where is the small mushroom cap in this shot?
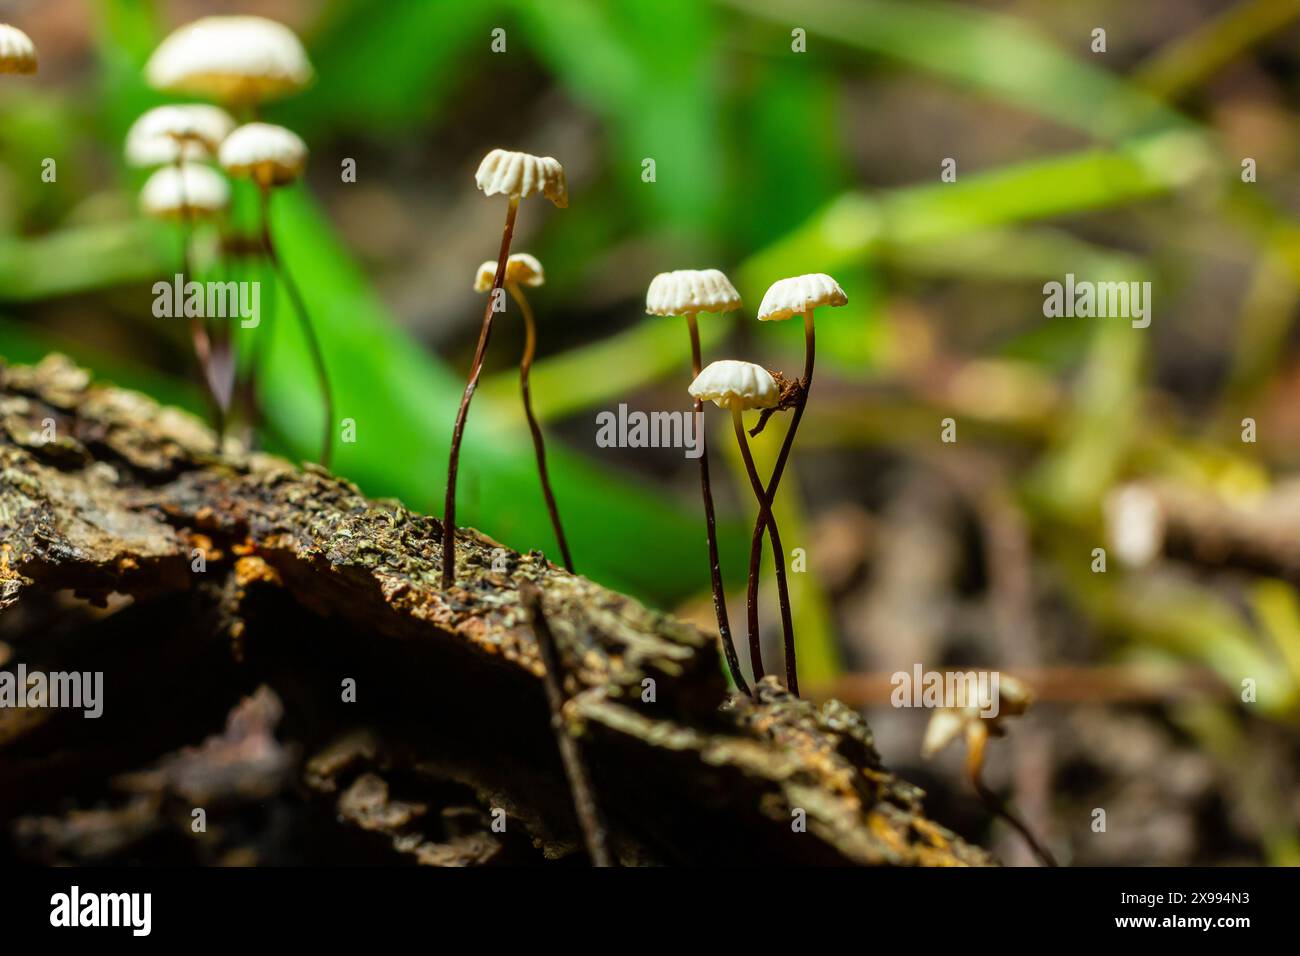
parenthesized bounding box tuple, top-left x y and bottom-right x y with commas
(125, 104, 237, 167)
(688, 360, 779, 411)
(145, 16, 313, 104)
(921, 709, 966, 760)
(473, 253, 544, 292)
(757, 273, 848, 321)
(645, 269, 742, 317)
(920, 675, 1035, 760)
(475, 149, 567, 207)
(0, 24, 37, 74)
(219, 122, 307, 187)
(139, 163, 231, 220)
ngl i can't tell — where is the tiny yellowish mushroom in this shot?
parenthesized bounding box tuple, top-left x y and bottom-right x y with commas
(146, 16, 313, 106)
(747, 273, 847, 696)
(472, 253, 573, 572)
(921, 676, 1055, 865)
(646, 269, 748, 695)
(220, 122, 332, 469)
(0, 24, 38, 75)
(442, 150, 567, 590)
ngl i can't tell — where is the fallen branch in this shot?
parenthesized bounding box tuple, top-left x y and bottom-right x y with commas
(0, 354, 990, 866)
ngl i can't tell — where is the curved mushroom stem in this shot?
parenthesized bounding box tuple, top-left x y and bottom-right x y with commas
(509, 281, 574, 573)
(746, 310, 814, 695)
(442, 195, 520, 589)
(732, 404, 774, 683)
(965, 724, 1059, 867)
(238, 238, 277, 450)
(174, 156, 223, 448)
(687, 315, 750, 696)
(258, 184, 334, 468)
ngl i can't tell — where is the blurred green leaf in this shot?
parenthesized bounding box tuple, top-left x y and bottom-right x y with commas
(723, 0, 1189, 140)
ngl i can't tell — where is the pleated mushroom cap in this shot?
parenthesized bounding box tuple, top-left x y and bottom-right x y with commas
(140, 163, 230, 220)
(688, 360, 779, 411)
(473, 253, 544, 292)
(219, 122, 307, 187)
(146, 16, 313, 103)
(645, 269, 742, 317)
(125, 104, 236, 167)
(475, 149, 567, 207)
(757, 273, 848, 322)
(0, 24, 36, 74)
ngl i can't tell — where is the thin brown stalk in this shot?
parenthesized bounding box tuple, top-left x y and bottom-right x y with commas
(732, 405, 774, 682)
(746, 311, 814, 695)
(442, 196, 520, 589)
(519, 582, 614, 867)
(966, 728, 1058, 867)
(686, 314, 749, 696)
(509, 282, 574, 572)
(173, 156, 223, 447)
(258, 186, 334, 468)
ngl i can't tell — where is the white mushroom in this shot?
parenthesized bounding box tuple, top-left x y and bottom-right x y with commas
(475, 149, 567, 208)
(443, 149, 570, 588)
(645, 269, 742, 318)
(0, 23, 37, 75)
(649, 267, 751, 694)
(146, 16, 313, 104)
(219, 122, 330, 468)
(689, 360, 779, 412)
(126, 104, 236, 167)
(219, 122, 307, 188)
(746, 272, 849, 696)
(139, 163, 230, 220)
(470, 253, 574, 572)
(757, 272, 848, 322)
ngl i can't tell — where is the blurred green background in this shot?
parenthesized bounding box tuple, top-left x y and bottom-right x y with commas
(4, 0, 1300, 864)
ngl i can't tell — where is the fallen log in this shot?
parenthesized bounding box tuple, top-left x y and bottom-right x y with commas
(0, 353, 990, 866)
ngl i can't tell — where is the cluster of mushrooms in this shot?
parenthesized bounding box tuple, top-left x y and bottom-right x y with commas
(127, 16, 332, 465)
(7, 14, 841, 698)
(648, 270, 847, 697)
(446, 142, 847, 701)
(5, 16, 1058, 859)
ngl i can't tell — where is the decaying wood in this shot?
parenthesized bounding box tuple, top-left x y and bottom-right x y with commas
(0, 354, 990, 866)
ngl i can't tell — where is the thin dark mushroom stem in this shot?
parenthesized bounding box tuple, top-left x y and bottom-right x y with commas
(686, 313, 750, 697)
(966, 729, 1058, 867)
(258, 184, 334, 468)
(174, 156, 223, 447)
(519, 582, 614, 867)
(442, 195, 520, 589)
(732, 404, 774, 682)
(747, 310, 814, 695)
(509, 281, 574, 573)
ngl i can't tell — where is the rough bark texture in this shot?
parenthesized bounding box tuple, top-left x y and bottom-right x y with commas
(0, 354, 991, 866)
